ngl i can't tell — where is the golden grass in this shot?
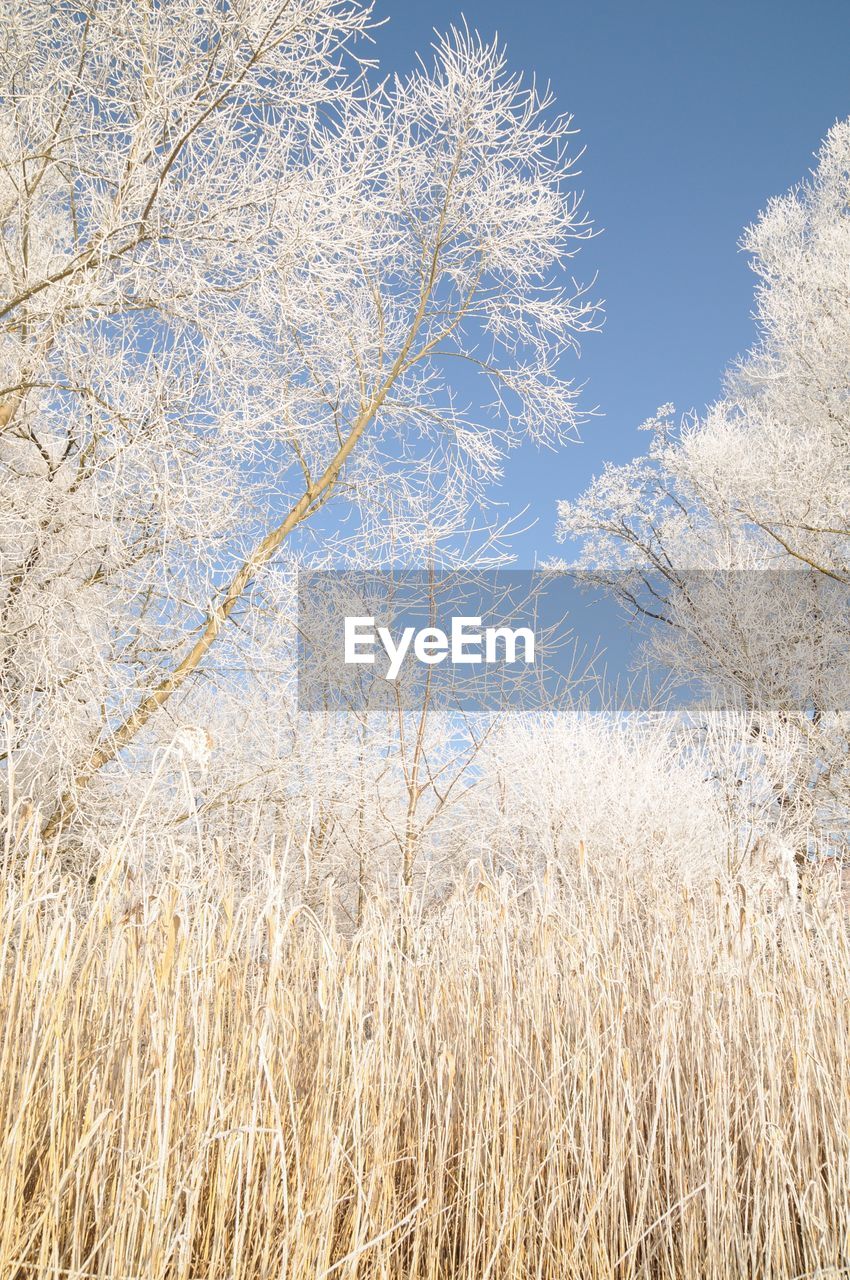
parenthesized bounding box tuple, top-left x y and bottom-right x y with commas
(1, 833, 849, 1279)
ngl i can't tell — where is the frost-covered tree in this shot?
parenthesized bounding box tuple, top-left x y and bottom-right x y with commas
(458, 709, 731, 892)
(556, 120, 850, 867)
(0, 1, 599, 834)
(559, 118, 850, 577)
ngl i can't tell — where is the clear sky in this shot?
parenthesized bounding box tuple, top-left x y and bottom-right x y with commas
(373, 0, 850, 562)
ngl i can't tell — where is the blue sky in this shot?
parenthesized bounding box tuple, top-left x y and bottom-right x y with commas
(374, 0, 850, 563)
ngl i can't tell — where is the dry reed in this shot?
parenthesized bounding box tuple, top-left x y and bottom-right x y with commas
(1, 824, 849, 1279)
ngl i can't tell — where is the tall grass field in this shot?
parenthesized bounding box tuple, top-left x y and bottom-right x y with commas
(1, 818, 848, 1279)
